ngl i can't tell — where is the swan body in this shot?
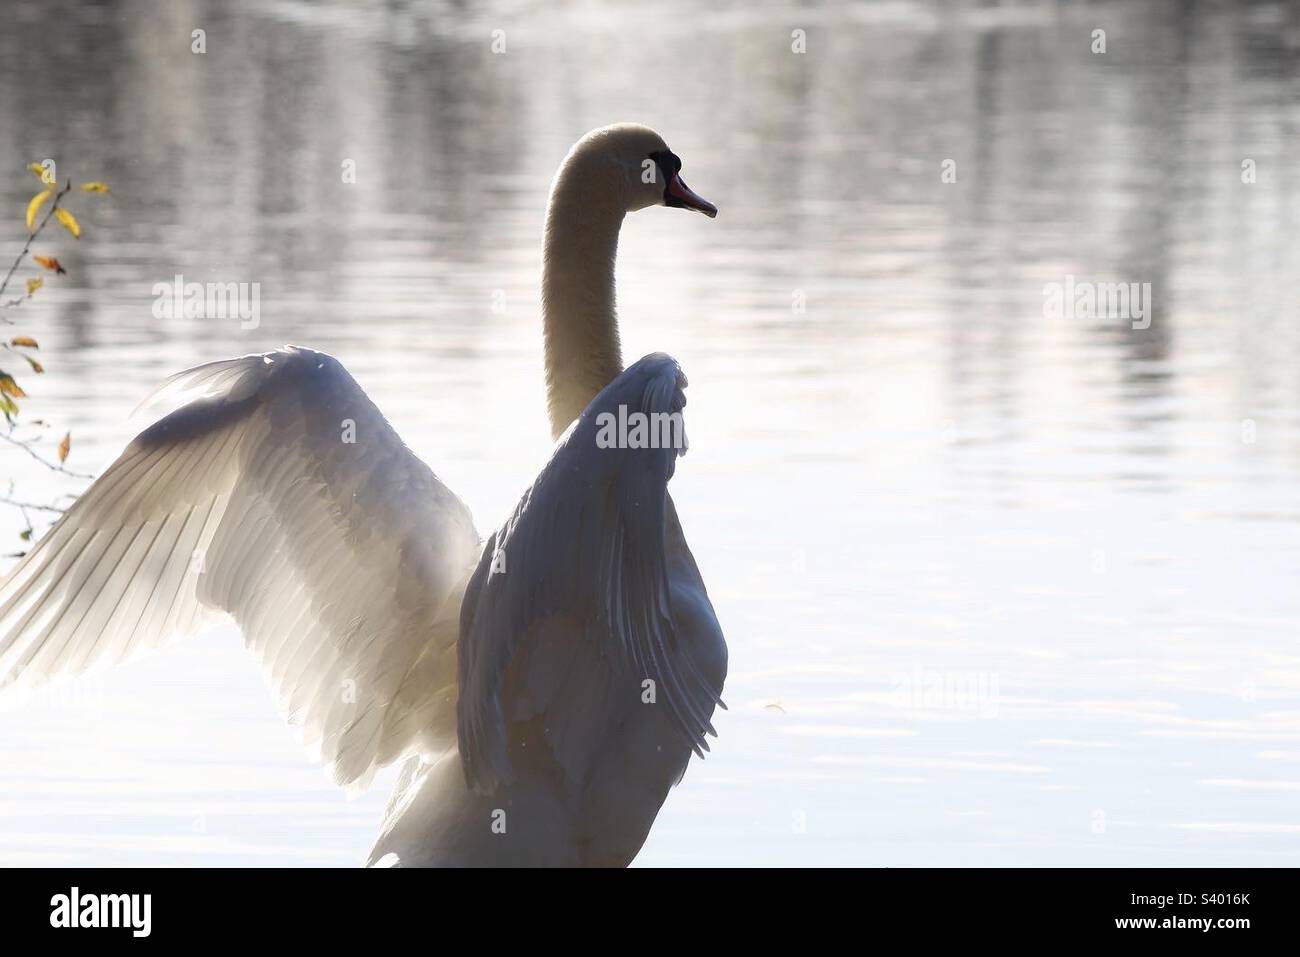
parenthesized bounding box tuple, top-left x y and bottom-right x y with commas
(0, 124, 726, 867)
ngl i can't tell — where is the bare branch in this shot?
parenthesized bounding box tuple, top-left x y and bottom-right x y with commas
(0, 495, 65, 515)
(0, 429, 94, 479)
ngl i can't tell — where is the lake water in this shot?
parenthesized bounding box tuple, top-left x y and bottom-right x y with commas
(1, 0, 1298, 866)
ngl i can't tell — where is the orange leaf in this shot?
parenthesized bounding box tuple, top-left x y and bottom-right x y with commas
(9, 337, 39, 348)
(32, 255, 65, 275)
(58, 432, 70, 463)
(0, 373, 27, 399)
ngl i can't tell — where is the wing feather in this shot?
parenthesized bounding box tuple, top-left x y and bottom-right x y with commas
(456, 352, 722, 793)
(0, 346, 479, 786)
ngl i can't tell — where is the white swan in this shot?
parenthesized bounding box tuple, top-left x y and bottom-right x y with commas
(0, 124, 727, 867)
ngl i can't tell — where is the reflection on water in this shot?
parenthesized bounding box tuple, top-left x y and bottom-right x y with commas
(1, 0, 1298, 865)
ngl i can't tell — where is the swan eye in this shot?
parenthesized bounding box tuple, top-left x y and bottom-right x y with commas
(648, 150, 682, 181)
(647, 148, 715, 216)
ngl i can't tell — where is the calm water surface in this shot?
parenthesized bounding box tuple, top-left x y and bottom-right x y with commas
(1, 0, 1298, 865)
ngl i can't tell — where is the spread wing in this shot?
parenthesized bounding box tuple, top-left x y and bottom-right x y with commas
(456, 352, 722, 793)
(0, 346, 479, 786)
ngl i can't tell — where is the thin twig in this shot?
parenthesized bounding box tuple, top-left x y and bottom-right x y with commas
(0, 496, 64, 515)
(0, 430, 94, 479)
(0, 180, 72, 317)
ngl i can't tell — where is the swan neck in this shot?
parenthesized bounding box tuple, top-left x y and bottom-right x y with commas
(542, 182, 625, 439)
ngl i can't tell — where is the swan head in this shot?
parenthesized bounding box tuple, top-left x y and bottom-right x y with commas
(560, 123, 718, 219)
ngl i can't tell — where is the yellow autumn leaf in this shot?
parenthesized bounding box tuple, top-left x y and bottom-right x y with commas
(55, 207, 81, 239)
(58, 432, 70, 463)
(79, 181, 110, 194)
(0, 373, 27, 399)
(26, 162, 52, 184)
(24, 356, 43, 374)
(26, 189, 51, 231)
(9, 336, 39, 348)
(25, 277, 42, 296)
